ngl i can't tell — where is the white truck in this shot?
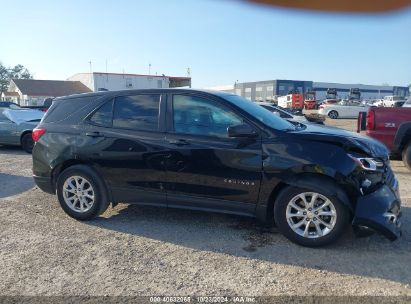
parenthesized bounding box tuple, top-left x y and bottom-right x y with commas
(381, 96, 406, 107)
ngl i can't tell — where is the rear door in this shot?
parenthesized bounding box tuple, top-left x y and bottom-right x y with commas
(164, 93, 263, 215)
(79, 93, 168, 206)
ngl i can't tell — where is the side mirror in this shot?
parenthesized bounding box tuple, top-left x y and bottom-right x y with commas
(272, 111, 281, 117)
(227, 124, 258, 138)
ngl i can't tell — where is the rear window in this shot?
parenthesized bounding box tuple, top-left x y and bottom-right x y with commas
(43, 96, 95, 123)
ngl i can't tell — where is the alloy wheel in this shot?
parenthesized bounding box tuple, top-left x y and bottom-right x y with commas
(62, 176, 95, 213)
(285, 192, 337, 239)
(328, 111, 338, 119)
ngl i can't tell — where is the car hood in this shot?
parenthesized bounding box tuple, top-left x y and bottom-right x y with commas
(287, 123, 389, 158)
(2, 109, 44, 125)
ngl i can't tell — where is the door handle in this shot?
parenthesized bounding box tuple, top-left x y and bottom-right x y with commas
(85, 131, 105, 138)
(168, 139, 190, 146)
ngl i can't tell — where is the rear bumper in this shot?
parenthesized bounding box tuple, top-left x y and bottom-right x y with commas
(353, 183, 402, 241)
(33, 175, 54, 194)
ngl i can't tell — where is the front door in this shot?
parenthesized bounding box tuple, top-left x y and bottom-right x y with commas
(164, 93, 263, 215)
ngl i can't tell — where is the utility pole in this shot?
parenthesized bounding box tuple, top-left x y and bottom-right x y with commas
(88, 61, 92, 73)
(149, 63, 152, 76)
(187, 67, 191, 88)
(105, 59, 108, 82)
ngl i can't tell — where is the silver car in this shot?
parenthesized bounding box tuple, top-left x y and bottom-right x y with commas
(0, 109, 44, 153)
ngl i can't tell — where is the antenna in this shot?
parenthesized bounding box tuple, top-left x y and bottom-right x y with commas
(88, 61, 92, 73)
(149, 63, 152, 75)
(187, 67, 191, 77)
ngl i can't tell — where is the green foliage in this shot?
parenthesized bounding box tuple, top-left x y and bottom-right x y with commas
(0, 62, 33, 93)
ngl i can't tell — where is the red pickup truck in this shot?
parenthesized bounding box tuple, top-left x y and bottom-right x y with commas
(358, 107, 411, 169)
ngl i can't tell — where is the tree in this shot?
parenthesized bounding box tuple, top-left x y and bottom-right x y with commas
(0, 63, 33, 94)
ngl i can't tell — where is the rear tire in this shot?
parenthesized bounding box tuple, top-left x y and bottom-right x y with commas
(56, 165, 109, 220)
(274, 186, 349, 247)
(328, 110, 338, 119)
(21, 133, 34, 153)
(402, 142, 411, 170)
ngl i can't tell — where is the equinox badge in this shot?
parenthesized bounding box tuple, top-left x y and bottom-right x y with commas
(224, 178, 255, 186)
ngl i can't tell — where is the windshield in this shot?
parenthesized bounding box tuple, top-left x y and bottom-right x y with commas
(223, 94, 296, 131)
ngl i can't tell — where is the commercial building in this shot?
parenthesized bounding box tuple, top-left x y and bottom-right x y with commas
(313, 82, 409, 100)
(211, 79, 409, 101)
(2, 79, 91, 106)
(68, 72, 191, 92)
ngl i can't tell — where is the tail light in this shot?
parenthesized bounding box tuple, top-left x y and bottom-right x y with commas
(32, 128, 46, 142)
(366, 110, 375, 130)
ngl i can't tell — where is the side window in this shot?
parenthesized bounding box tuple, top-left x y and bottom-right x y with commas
(113, 94, 160, 131)
(172, 95, 242, 138)
(89, 99, 113, 127)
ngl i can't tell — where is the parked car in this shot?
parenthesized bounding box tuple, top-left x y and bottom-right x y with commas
(401, 97, 411, 108)
(256, 102, 308, 123)
(381, 95, 406, 107)
(22, 98, 54, 112)
(318, 100, 369, 119)
(0, 109, 44, 153)
(0, 101, 21, 109)
(32, 89, 401, 247)
(373, 99, 385, 107)
(257, 102, 324, 124)
(357, 106, 411, 169)
(361, 99, 378, 106)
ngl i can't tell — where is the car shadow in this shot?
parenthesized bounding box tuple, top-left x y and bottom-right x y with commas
(88, 203, 411, 285)
(0, 145, 26, 155)
(0, 173, 35, 198)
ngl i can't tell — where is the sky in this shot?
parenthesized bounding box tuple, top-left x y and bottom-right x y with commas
(0, 0, 410, 88)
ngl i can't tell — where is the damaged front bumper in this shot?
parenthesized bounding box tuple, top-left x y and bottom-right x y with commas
(353, 181, 402, 241)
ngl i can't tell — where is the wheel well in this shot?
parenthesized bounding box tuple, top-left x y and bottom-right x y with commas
(51, 159, 112, 201)
(20, 131, 32, 144)
(262, 173, 354, 224)
(51, 159, 89, 190)
(400, 133, 411, 152)
(264, 182, 288, 224)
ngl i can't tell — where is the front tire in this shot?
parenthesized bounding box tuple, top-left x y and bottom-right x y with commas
(56, 165, 109, 220)
(274, 186, 349, 247)
(328, 110, 338, 119)
(402, 142, 411, 170)
(21, 133, 34, 153)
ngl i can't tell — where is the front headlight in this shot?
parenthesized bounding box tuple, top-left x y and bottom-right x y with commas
(348, 154, 384, 171)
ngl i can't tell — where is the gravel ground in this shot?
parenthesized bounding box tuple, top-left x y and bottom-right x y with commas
(0, 118, 410, 297)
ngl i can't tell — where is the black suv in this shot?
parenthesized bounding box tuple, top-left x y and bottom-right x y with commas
(32, 89, 402, 247)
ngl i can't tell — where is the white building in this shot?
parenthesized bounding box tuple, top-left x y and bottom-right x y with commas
(68, 72, 191, 92)
(209, 80, 409, 101)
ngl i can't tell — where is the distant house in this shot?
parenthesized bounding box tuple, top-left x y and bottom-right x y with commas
(0, 91, 20, 104)
(1, 79, 92, 106)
